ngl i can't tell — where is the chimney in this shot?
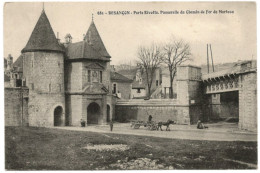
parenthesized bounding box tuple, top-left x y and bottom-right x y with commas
(64, 33, 72, 47)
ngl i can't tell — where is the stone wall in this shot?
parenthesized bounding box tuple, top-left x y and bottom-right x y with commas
(115, 103, 192, 124)
(65, 60, 113, 126)
(176, 65, 202, 105)
(81, 61, 111, 92)
(107, 94, 117, 121)
(27, 93, 65, 127)
(115, 66, 203, 125)
(5, 87, 29, 126)
(23, 51, 65, 127)
(65, 94, 116, 126)
(132, 88, 146, 98)
(65, 94, 82, 126)
(239, 72, 257, 131)
(114, 82, 132, 99)
(66, 62, 82, 92)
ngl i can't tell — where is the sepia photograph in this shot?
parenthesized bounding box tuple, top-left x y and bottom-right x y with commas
(2, 1, 257, 170)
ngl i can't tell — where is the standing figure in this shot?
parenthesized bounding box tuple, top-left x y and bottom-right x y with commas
(197, 120, 208, 129)
(110, 120, 114, 131)
(148, 115, 153, 122)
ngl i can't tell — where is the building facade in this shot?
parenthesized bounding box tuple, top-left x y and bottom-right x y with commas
(12, 9, 119, 127)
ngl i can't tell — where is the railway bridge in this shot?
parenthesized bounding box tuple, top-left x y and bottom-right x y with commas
(201, 60, 257, 131)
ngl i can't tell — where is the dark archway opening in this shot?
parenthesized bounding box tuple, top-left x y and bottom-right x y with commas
(54, 106, 63, 126)
(206, 91, 239, 123)
(87, 102, 100, 124)
(107, 105, 110, 123)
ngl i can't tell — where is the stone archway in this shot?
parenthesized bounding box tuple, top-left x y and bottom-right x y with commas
(107, 105, 110, 123)
(87, 102, 100, 124)
(54, 106, 63, 126)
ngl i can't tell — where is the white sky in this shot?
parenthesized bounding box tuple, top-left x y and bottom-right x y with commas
(3, 2, 257, 66)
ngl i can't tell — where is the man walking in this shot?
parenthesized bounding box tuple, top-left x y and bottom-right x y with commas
(110, 120, 114, 131)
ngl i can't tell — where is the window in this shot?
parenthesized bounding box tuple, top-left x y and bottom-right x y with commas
(113, 83, 117, 94)
(137, 89, 141, 93)
(31, 60, 34, 68)
(49, 83, 51, 92)
(58, 61, 60, 68)
(30, 83, 34, 90)
(156, 80, 159, 86)
(88, 70, 91, 82)
(100, 71, 102, 83)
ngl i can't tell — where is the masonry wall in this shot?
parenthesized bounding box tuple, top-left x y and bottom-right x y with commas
(82, 94, 106, 125)
(115, 66, 203, 125)
(132, 88, 146, 98)
(5, 87, 29, 126)
(107, 94, 117, 121)
(239, 72, 257, 131)
(81, 61, 111, 91)
(66, 62, 82, 92)
(115, 104, 191, 124)
(176, 66, 202, 123)
(114, 82, 132, 99)
(66, 94, 82, 126)
(23, 51, 65, 127)
(66, 94, 114, 126)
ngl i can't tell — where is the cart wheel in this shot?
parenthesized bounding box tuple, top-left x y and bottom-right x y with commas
(134, 124, 140, 129)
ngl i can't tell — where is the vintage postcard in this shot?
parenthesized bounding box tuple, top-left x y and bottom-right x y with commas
(3, 1, 257, 170)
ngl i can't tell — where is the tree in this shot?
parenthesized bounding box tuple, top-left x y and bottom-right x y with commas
(162, 38, 192, 98)
(137, 43, 163, 98)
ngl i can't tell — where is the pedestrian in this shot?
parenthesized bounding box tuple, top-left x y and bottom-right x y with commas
(148, 115, 153, 122)
(197, 120, 208, 129)
(80, 119, 85, 127)
(110, 119, 113, 131)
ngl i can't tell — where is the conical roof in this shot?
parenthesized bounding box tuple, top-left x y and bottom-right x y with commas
(84, 21, 110, 58)
(22, 10, 64, 53)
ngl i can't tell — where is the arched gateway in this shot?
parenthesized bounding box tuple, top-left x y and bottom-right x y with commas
(54, 106, 63, 126)
(87, 102, 100, 124)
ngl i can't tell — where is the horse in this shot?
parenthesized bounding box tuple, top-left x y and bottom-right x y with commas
(157, 119, 175, 131)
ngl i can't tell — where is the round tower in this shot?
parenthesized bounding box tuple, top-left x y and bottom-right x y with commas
(21, 10, 65, 127)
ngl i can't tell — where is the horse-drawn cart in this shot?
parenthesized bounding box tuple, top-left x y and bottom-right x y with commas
(130, 119, 175, 131)
(130, 120, 158, 130)
(130, 120, 145, 129)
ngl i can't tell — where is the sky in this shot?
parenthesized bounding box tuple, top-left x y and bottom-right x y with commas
(3, 2, 257, 66)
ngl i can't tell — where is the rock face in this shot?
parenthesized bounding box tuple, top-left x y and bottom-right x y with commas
(97, 157, 174, 170)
